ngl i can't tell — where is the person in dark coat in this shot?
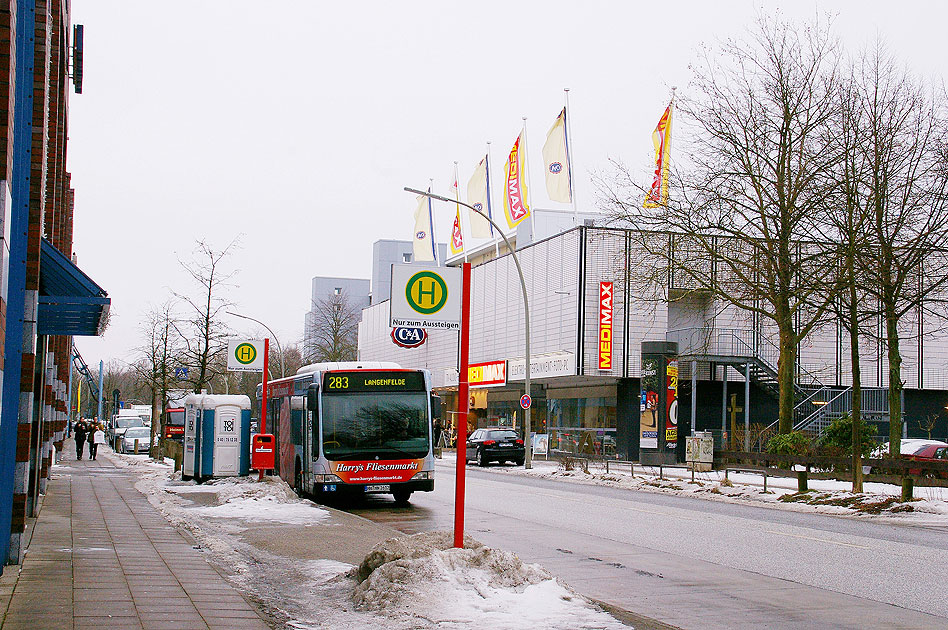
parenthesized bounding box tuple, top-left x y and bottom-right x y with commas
(74, 420, 87, 460)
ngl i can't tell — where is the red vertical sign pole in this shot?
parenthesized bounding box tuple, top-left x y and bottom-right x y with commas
(454, 262, 472, 548)
(258, 338, 270, 482)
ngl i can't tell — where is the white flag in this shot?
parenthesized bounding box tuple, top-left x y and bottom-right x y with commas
(466, 156, 493, 239)
(542, 107, 571, 203)
(412, 193, 436, 262)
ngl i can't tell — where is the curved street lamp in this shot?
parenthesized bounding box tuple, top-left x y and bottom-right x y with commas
(404, 187, 534, 469)
(226, 311, 286, 378)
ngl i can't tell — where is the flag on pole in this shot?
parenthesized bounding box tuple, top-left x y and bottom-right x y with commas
(542, 107, 571, 203)
(450, 208, 464, 254)
(644, 103, 673, 208)
(503, 133, 530, 229)
(449, 173, 464, 255)
(466, 155, 493, 238)
(412, 191, 436, 262)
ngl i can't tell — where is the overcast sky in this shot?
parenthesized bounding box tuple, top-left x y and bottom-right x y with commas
(68, 1, 947, 370)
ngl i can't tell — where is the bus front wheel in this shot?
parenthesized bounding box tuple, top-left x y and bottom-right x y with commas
(392, 488, 412, 505)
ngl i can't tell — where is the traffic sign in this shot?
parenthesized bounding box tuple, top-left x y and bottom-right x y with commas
(390, 264, 461, 330)
(520, 394, 532, 409)
(227, 339, 265, 372)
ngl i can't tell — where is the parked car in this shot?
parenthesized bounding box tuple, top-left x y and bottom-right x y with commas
(906, 443, 948, 477)
(110, 415, 144, 443)
(465, 428, 525, 466)
(870, 439, 948, 458)
(121, 427, 152, 454)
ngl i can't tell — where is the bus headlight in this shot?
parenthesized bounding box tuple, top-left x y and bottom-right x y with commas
(314, 474, 343, 484)
(411, 471, 432, 481)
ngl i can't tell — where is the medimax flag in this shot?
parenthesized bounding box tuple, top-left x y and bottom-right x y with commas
(644, 103, 672, 208)
(503, 133, 530, 229)
(412, 193, 436, 262)
(450, 207, 463, 255)
(466, 155, 493, 239)
(542, 107, 571, 203)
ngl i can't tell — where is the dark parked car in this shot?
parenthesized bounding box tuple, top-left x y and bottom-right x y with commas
(465, 428, 524, 466)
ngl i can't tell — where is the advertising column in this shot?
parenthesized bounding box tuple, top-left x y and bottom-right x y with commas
(640, 341, 678, 465)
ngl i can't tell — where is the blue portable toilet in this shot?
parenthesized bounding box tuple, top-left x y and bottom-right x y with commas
(182, 393, 252, 481)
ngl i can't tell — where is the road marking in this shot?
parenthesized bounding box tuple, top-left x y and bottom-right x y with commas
(764, 529, 870, 549)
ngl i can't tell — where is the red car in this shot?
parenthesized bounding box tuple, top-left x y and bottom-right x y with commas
(907, 443, 948, 477)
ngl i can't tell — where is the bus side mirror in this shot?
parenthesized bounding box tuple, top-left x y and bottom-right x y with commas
(430, 394, 441, 420)
(307, 384, 318, 410)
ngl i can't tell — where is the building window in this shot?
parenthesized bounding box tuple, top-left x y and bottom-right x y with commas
(403, 253, 411, 263)
(334, 287, 341, 295)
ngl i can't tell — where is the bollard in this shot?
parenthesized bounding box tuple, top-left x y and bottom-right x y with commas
(797, 470, 808, 492)
(134, 439, 139, 454)
(901, 477, 914, 502)
(174, 451, 182, 473)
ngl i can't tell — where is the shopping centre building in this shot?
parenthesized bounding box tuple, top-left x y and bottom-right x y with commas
(358, 216, 948, 462)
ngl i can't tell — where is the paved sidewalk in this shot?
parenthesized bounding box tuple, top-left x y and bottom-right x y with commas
(0, 439, 272, 630)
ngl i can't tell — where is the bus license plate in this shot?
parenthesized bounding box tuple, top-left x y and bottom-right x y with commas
(365, 484, 390, 493)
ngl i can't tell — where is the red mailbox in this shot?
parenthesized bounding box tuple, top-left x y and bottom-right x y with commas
(251, 433, 275, 471)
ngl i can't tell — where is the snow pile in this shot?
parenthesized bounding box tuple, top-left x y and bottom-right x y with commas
(166, 476, 330, 525)
(352, 531, 627, 630)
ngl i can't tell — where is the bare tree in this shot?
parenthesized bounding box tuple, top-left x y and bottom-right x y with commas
(304, 291, 359, 363)
(849, 46, 948, 456)
(174, 239, 239, 393)
(134, 301, 179, 455)
(598, 15, 842, 434)
(827, 61, 874, 491)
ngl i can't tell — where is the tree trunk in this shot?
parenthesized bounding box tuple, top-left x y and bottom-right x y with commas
(848, 279, 863, 492)
(884, 304, 903, 458)
(776, 321, 797, 434)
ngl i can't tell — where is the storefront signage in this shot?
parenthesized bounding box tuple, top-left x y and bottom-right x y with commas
(390, 264, 462, 330)
(666, 360, 679, 448)
(469, 360, 506, 388)
(598, 282, 614, 370)
(391, 326, 428, 349)
(640, 357, 660, 449)
(508, 352, 575, 381)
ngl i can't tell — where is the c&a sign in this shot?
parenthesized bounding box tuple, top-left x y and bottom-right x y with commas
(391, 326, 428, 349)
(598, 282, 614, 370)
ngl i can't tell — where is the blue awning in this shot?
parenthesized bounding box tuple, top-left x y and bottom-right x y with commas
(37, 239, 110, 336)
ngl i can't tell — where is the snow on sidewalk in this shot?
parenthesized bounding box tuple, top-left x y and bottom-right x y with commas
(92, 451, 630, 629)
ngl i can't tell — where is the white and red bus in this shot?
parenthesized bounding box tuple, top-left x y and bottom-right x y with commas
(255, 361, 435, 504)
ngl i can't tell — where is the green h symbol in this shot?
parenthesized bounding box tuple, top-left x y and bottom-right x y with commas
(415, 279, 437, 305)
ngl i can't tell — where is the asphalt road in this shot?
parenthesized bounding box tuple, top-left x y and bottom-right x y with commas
(347, 458, 948, 630)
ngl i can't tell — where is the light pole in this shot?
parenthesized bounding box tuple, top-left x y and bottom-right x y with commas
(404, 187, 534, 468)
(227, 311, 286, 378)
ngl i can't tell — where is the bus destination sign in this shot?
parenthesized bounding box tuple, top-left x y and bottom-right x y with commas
(323, 371, 426, 393)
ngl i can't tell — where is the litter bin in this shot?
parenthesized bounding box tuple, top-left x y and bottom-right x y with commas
(182, 393, 252, 481)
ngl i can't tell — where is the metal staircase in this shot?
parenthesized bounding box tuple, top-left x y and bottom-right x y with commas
(667, 327, 891, 439)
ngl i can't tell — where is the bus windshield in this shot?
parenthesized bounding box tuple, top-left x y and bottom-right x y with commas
(321, 392, 429, 459)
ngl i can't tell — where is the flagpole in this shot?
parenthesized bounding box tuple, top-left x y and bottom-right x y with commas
(521, 116, 537, 244)
(429, 178, 438, 264)
(486, 141, 500, 257)
(564, 88, 578, 224)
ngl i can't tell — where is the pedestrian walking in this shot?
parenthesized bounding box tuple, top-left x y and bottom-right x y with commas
(90, 423, 106, 461)
(74, 420, 88, 460)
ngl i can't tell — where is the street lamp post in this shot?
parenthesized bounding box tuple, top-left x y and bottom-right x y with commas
(404, 187, 534, 469)
(227, 311, 286, 378)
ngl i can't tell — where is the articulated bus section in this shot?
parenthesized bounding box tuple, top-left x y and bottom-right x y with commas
(255, 361, 435, 504)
